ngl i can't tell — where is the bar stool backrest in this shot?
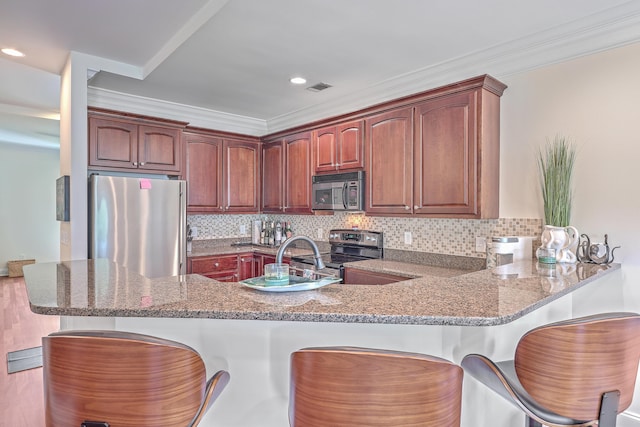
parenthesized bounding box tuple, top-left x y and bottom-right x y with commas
(515, 312, 640, 421)
(43, 330, 222, 427)
(289, 346, 463, 427)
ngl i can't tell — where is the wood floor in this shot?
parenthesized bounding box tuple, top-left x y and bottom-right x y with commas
(1, 276, 59, 426)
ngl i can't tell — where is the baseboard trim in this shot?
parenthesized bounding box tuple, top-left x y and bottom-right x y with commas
(0, 267, 8, 276)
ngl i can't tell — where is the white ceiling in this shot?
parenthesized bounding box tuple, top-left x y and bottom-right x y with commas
(2, 0, 640, 144)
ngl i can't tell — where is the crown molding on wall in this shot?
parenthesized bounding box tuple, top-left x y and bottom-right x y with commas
(87, 86, 268, 136)
(90, 1, 640, 137)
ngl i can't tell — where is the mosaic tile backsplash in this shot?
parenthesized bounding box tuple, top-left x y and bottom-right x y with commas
(187, 213, 543, 259)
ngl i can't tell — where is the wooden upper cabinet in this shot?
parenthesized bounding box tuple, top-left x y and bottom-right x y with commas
(313, 127, 337, 173)
(262, 132, 312, 214)
(313, 120, 364, 173)
(412, 86, 501, 218)
(261, 141, 285, 212)
(336, 120, 364, 170)
(363, 76, 504, 218)
(414, 91, 477, 215)
(224, 139, 260, 213)
(186, 131, 259, 214)
(88, 111, 185, 175)
(284, 132, 313, 214)
(185, 133, 223, 213)
(365, 107, 414, 215)
(89, 117, 138, 169)
(137, 125, 182, 172)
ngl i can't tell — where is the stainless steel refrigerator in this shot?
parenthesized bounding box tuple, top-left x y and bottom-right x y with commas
(89, 174, 187, 278)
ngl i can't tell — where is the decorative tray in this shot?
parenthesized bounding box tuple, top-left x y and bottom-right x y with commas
(239, 275, 341, 292)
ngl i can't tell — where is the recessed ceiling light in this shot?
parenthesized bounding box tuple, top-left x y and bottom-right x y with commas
(290, 77, 307, 85)
(1, 48, 25, 57)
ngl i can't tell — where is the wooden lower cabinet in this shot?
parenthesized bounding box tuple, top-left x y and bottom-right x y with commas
(238, 253, 256, 281)
(343, 268, 410, 285)
(188, 254, 239, 282)
(188, 252, 291, 282)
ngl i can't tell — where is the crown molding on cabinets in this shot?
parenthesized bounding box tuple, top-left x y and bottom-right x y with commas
(88, 2, 640, 137)
(87, 86, 267, 136)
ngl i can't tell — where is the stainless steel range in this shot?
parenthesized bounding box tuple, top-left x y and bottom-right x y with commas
(290, 229, 383, 279)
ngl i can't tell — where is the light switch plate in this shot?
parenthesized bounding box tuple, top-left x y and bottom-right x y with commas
(239, 225, 246, 234)
(475, 236, 487, 252)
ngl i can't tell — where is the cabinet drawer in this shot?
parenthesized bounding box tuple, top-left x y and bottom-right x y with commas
(203, 271, 238, 282)
(191, 255, 238, 274)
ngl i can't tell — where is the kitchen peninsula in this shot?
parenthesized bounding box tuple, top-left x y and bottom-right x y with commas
(24, 258, 620, 427)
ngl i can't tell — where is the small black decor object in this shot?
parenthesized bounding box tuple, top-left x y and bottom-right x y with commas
(56, 175, 70, 221)
(577, 233, 619, 265)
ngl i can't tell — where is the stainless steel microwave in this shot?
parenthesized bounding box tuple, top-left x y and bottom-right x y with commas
(312, 171, 364, 211)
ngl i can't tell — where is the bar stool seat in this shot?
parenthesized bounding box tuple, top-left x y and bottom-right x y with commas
(42, 330, 230, 427)
(289, 346, 463, 426)
(461, 312, 640, 427)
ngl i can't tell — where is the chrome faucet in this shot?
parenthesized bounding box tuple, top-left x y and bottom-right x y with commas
(276, 235, 325, 270)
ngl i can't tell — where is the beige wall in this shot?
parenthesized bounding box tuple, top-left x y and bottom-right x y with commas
(500, 42, 639, 269)
(499, 42, 640, 423)
(0, 142, 60, 275)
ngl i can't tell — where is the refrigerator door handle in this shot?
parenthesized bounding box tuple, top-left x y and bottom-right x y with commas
(179, 182, 187, 275)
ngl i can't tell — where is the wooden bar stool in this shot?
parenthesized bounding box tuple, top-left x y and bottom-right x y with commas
(42, 330, 230, 427)
(461, 312, 640, 427)
(289, 346, 463, 427)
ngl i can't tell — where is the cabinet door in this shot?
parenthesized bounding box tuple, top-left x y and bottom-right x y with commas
(336, 119, 364, 170)
(185, 133, 223, 213)
(365, 107, 414, 215)
(284, 132, 313, 214)
(138, 125, 182, 173)
(261, 141, 285, 212)
(313, 126, 337, 173)
(414, 91, 477, 215)
(89, 117, 138, 169)
(224, 139, 260, 213)
(238, 253, 255, 280)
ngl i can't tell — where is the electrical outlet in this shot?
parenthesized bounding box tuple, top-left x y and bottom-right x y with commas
(475, 236, 487, 252)
(239, 225, 246, 235)
(404, 231, 412, 245)
(317, 228, 324, 239)
(191, 227, 198, 237)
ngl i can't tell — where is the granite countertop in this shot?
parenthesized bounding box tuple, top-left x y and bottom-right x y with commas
(23, 252, 619, 326)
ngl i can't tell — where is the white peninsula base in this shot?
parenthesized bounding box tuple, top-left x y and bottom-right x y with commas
(63, 291, 589, 427)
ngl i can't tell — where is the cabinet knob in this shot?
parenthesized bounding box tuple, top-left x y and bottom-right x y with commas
(132, 161, 138, 166)
(139, 162, 145, 166)
(404, 205, 410, 210)
(414, 205, 419, 209)
(214, 262, 219, 267)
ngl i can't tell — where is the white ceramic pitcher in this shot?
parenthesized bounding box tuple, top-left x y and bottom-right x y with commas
(540, 225, 579, 263)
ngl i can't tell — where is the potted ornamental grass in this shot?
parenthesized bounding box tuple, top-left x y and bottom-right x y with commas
(537, 135, 579, 263)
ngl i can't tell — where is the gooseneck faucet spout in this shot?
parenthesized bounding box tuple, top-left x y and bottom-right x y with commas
(276, 236, 325, 270)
